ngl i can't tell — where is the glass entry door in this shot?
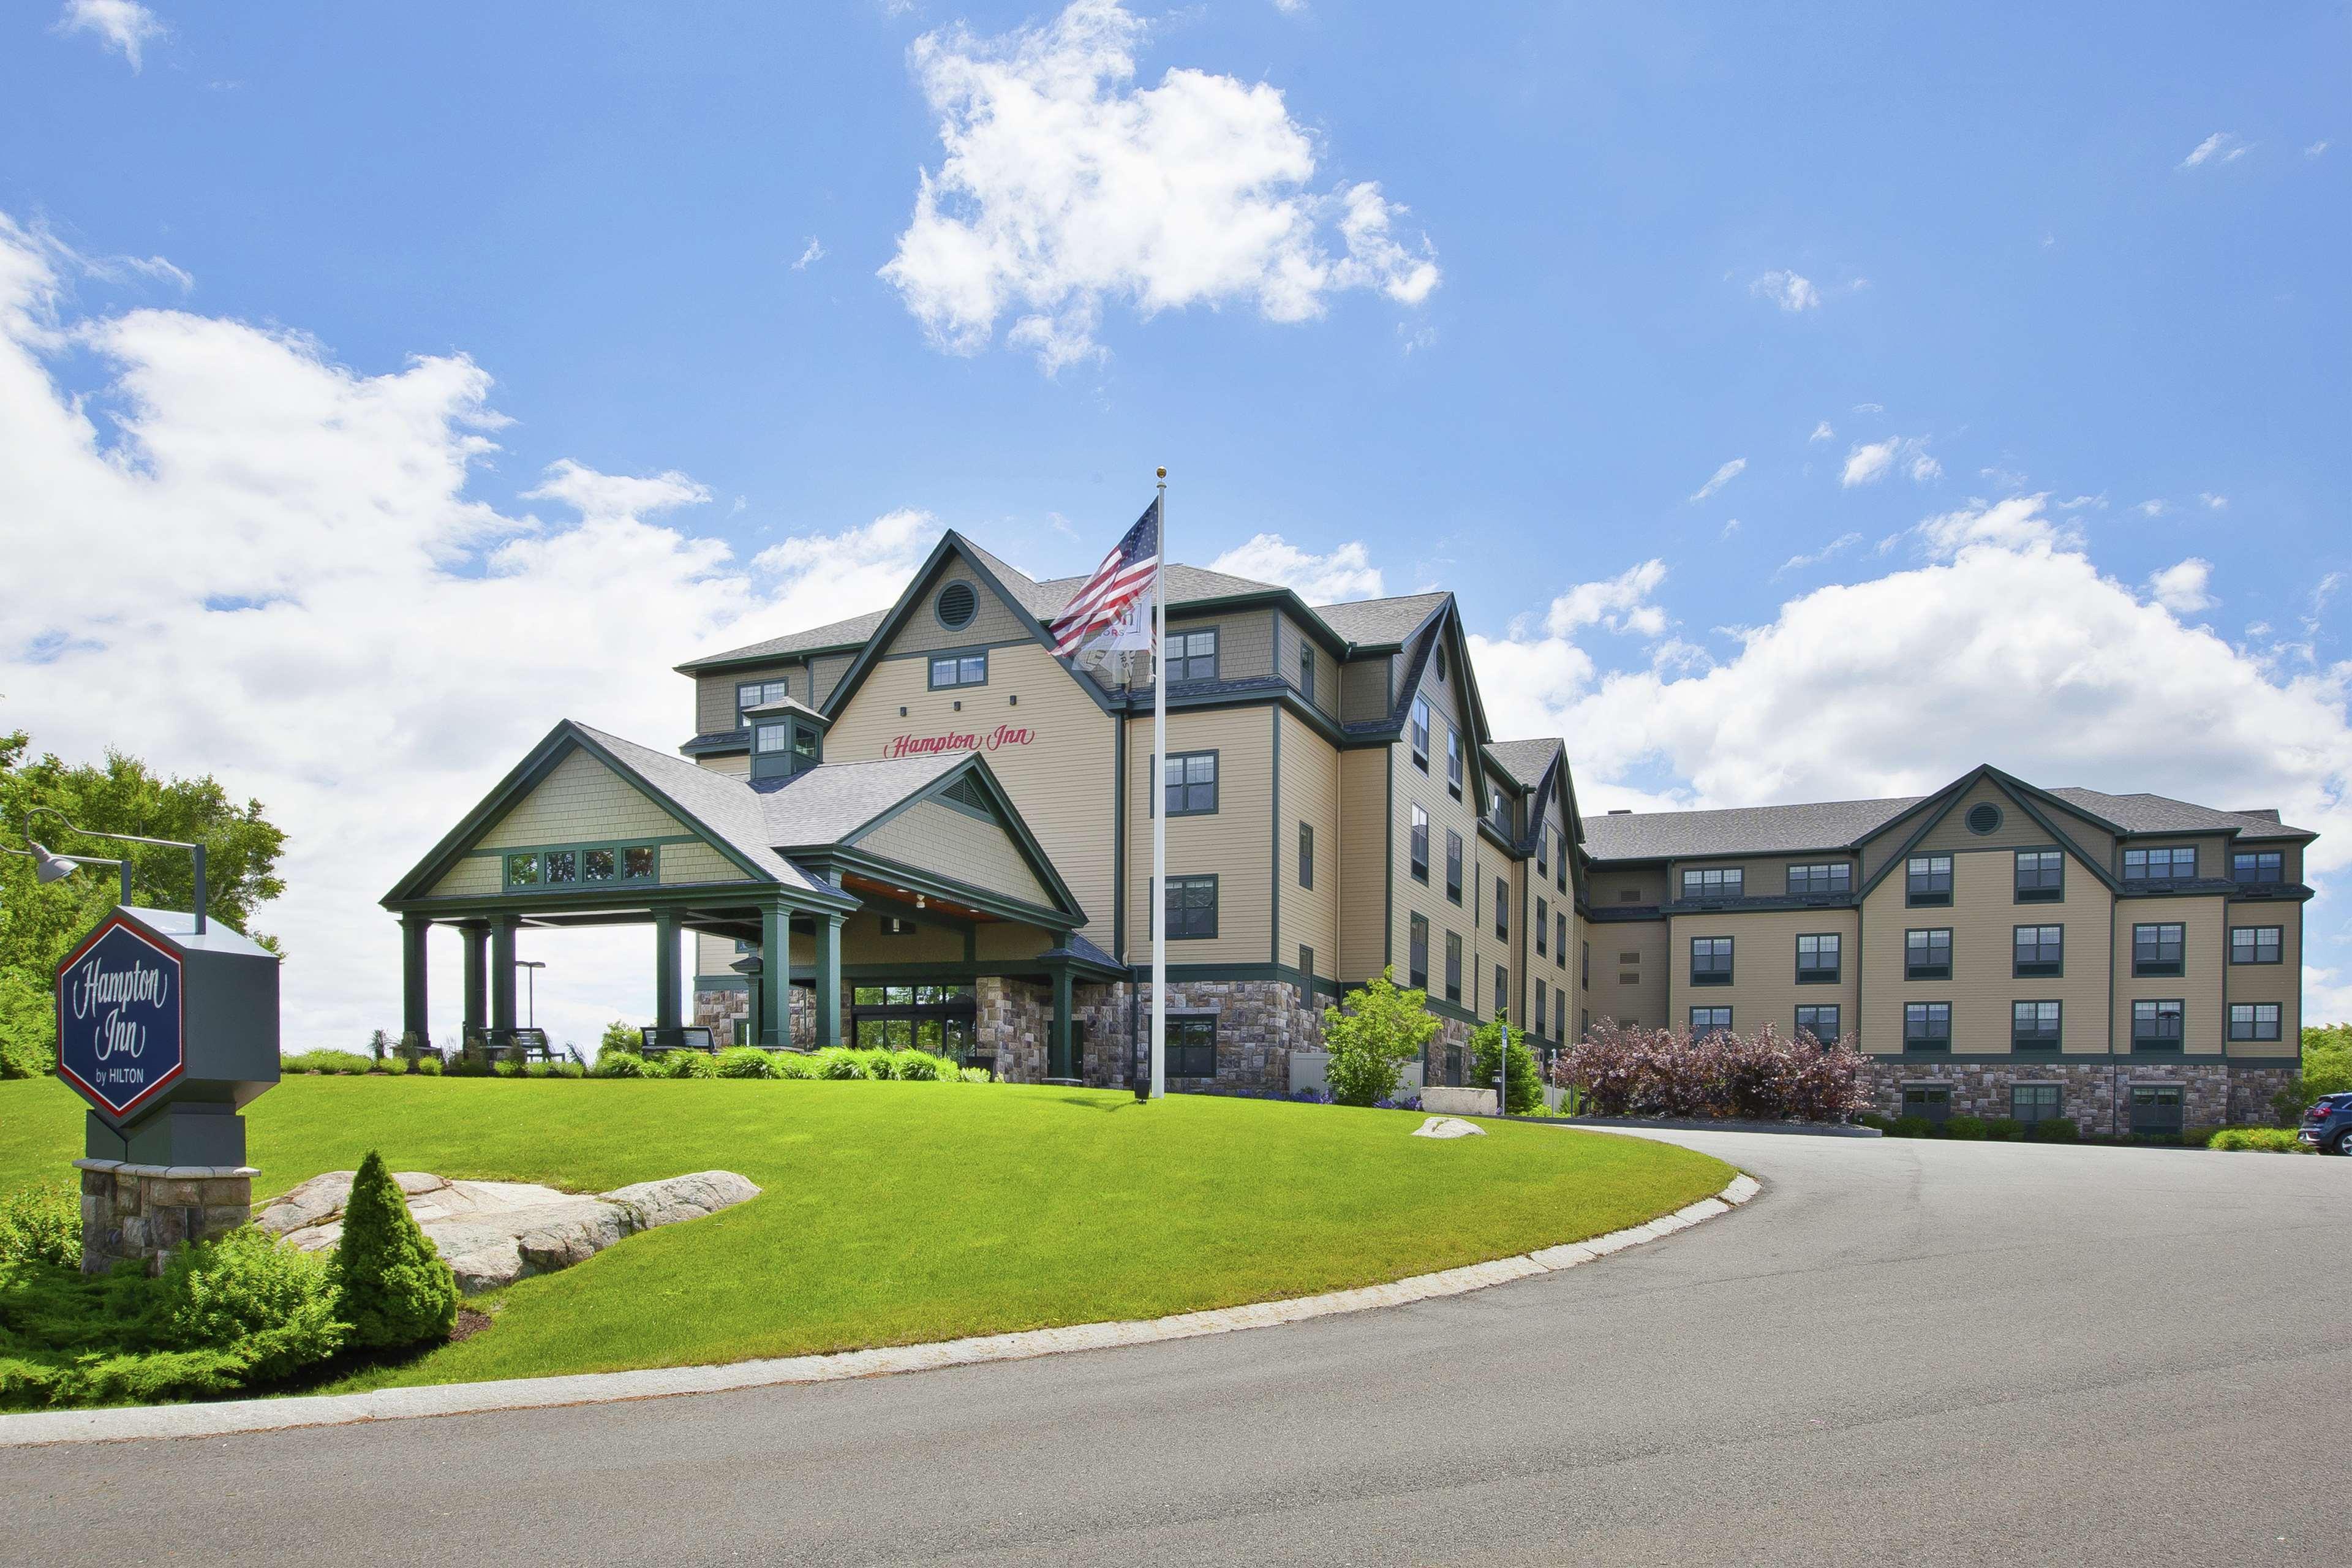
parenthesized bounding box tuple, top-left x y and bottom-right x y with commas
(851, 984, 978, 1058)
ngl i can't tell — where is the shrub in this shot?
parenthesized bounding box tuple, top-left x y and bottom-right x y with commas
(772, 1051, 819, 1080)
(157, 1227, 346, 1383)
(1888, 1116, 1933, 1139)
(717, 1047, 781, 1079)
(412, 1055, 443, 1077)
(592, 1050, 650, 1079)
(1322, 970, 1441, 1107)
(1944, 1115, 1988, 1141)
(1852, 1110, 1892, 1131)
(279, 1049, 372, 1076)
(1984, 1117, 2024, 1142)
(2180, 1125, 2220, 1150)
(663, 1050, 719, 1080)
(2027, 1117, 2078, 1144)
(1557, 1020, 1871, 1122)
(333, 1151, 459, 1350)
(847, 1047, 895, 1080)
(600, 1020, 642, 1057)
(0, 967, 57, 1080)
(1467, 1017, 1543, 1114)
(959, 1066, 993, 1084)
(888, 1049, 957, 1082)
(2210, 1126, 2304, 1153)
(0, 1184, 80, 1268)
(813, 1047, 866, 1080)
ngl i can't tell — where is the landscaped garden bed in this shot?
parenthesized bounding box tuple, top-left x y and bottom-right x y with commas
(0, 1073, 1733, 1406)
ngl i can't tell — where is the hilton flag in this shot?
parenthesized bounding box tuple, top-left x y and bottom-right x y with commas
(1046, 499, 1161, 660)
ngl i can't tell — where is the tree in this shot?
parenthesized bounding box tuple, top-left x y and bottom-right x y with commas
(333, 1150, 459, 1349)
(0, 730, 287, 1077)
(1468, 1014, 1542, 1114)
(600, 1020, 641, 1058)
(1322, 968, 1440, 1106)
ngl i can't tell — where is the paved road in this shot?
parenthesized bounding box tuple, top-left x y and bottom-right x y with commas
(8, 1133, 2347, 1566)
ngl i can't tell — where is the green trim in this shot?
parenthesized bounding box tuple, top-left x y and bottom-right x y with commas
(1383, 745, 1394, 971)
(818, 753, 1086, 924)
(1112, 714, 1126, 965)
(922, 644, 995, 690)
(1269, 705, 1281, 968)
(1867, 1052, 2244, 1066)
(492, 838, 673, 893)
(797, 845, 1078, 933)
(1116, 961, 1342, 999)
(677, 645, 857, 677)
(1163, 873, 1219, 941)
(692, 974, 748, 993)
(385, 881, 843, 919)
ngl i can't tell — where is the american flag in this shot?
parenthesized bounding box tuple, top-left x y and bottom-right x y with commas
(1046, 498, 1161, 657)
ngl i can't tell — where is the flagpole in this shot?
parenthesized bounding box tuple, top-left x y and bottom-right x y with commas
(1150, 467, 1168, 1100)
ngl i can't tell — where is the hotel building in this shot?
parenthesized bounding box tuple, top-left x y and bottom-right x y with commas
(384, 531, 2313, 1133)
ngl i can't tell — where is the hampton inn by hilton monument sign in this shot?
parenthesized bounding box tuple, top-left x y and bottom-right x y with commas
(56, 905, 281, 1273)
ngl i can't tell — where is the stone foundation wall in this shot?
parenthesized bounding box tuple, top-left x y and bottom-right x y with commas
(977, 976, 1052, 1082)
(2226, 1066, 2298, 1126)
(77, 1159, 254, 1275)
(1065, 979, 1326, 1095)
(1419, 1019, 1478, 1089)
(1863, 1060, 2247, 1136)
(690, 984, 816, 1048)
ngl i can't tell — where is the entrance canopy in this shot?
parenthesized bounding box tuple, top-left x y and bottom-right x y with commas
(381, 720, 1107, 1052)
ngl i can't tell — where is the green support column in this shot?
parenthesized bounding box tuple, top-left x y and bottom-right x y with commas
(490, 915, 518, 1034)
(461, 923, 488, 1041)
(759, 902, 789, 1047)
(400, 914, 431, 1049)
(654, 908, 682, 1041)
(1051, 964, 1075, 1080)
(813, 913, 844, 1049)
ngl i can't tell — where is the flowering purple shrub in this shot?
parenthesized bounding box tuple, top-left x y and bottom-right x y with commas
(1555, 1021, 1869, 1122)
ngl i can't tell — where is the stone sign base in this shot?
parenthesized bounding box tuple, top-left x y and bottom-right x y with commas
(75, 1158, 257, 1276)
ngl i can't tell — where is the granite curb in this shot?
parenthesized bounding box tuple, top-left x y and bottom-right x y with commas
(0, 1172, 1760, 1449)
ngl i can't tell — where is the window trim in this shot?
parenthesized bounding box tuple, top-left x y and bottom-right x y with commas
(2013, 848, 2065, 903)
(2011, 999, 2062, 1052)
(2011, 1082, 2063, 1125)
(2228, 1001, 2282, 1042)
(2231, 850, 2284, 885)
(2122, 845, 2196, 881)
(1161, 748, 1220, 818)
(1795, 931, 1842, 985)
(1445, 828, 1464, 905)
(1167, 625, 1220, 684)
(1689, 935, 1734, 987)
(1445, 727, 1463, 799)
(1164, 1013, 1218, 1079)
(1411, 695, 1431, 771)
(1298, 640, 1315, 704)
(1689, 1005, 1733, 1035)
(1787, 861, 1853, 897)
(1161, 874, 1219, 941)
(2228, 924, 2283, 965)
(2012, 922, 2064, 979)
(1904, 927, 1954, 981)
(1903, 1000, 1953, 1054)
(1906, 854, 1954, 907)
(1297, 820, 1314, 891)
(1680, 866, 1745, 902)
(1536, 896, 1549, 956)
(1409, 804, 1430, 884)
(1408, 913, 1430, 991)
(1444, 929, 1463, 1006)
(502, 840, 661, 892)
(1795, 1003, 1841, 1046)
(2131, 921, 2185, 978)
(926, 647, 990, 690)
(1494, 875, 1509, 941)
(2130, 998, 2185, 1054)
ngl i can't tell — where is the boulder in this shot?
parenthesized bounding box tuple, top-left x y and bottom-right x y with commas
(254, 1167, 760, 1294)
(1412, 1115, 1487, 1140)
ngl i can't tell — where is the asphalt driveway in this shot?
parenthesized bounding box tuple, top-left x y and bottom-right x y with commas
(5, 1131, 2345, 1566)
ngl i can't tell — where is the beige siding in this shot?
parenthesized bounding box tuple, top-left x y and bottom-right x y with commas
(478, 748, 692, 848)
(1664, 853, 1856, 899)
(1124, 706, 1274, 967)
(1391, 648, 1504, 1020)
(1910, 777, 2044, 857)
(695, 665, 801, 736)
(695, 931, 740, 978)
(660, 840, 748, 886)
(859, 798, 1050, 910)
(838, 910, 967, 967)
(2223, 900, 2302, 1060)
(1341, 656, 1392, 723)
(698, 752, 750, 778)
(1859, 846, 2116, 1057)
(1276, 612, 1340, 720)
(2114, 833, 2231, 882)
(1338, 746, 1390, 981)
(1167, 610, 1274, 681)
(887, 559, 1031, 657)
(2111, 894, 2227, 1054)
(826, 641, 1118, 951)
(1278, 708, 1340, 980)
(429, 856, 501, 898)
(1586, 862, 1662, 909)
(1668, 909, 1860, 1041)
(1587, 919, 1669, 1029)
(976, 922, 1052, 962)
(810, 652, 854, 708)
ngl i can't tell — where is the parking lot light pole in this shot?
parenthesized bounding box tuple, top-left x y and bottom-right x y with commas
(23, 807, 207, 933)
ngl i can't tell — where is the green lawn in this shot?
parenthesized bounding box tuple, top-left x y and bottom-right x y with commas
(0, 1075, 1732, 1391)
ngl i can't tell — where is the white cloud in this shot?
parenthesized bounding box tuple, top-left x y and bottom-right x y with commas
(1469, 498, 2352, 883)
(1689, 457, 1745, 503)
(2180, 131, 2250, 168)
(1719, 518, 1740, 538)
(792, 238, 826, 271)
(1775, 532, 1863, 578)
(2146, 557, 2217, 614)
(880, 0, 1438, 371)
(1272, 0, 1308, 12)
(1842, 435, 1940, 487)
(1809, 421, 1834, 443)
(2307, 141, 2331, 159)
(54, 0, 163, 70)
(2056, 494, 2106, 511)
(0, 213, 938, 1055)
(2199, 491, 2228, 510)
(1852, 402, 1883, 415)
(1543, 559, 1669, 638)
(1914, 494, 2079, 560)
(1748, 270, 1820, 312)
(2138, 499, 2168, 517)
(1206, 533, 1382, 604)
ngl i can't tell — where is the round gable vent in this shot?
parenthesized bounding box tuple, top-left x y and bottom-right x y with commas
(1966, 802, 2003, 835)
(935, 580, 978, 630)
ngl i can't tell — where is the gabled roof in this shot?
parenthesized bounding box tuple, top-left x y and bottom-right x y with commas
(2043, 787, 2313, 842)
(675, 609, 890, 673)
(1314, 592, 1450, 647)
(1485, 739, 1562, 791)
(1581, 796, 1926, 861)
(575, 725, 843, 897)
(753, 754, 968, 846)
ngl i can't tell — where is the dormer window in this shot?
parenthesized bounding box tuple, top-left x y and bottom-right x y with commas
(1168, 629, 1218, 682)
(2123, 846, 2195, 881)
(737, 679, 788, 725)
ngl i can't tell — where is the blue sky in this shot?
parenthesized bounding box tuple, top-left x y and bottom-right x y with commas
(4, 1, 2347, 1046)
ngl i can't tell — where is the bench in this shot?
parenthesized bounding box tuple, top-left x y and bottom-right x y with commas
(639, 1025, 718, 1057)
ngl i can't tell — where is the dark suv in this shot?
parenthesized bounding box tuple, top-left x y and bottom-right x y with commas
(2299, 1093, 2352, 1155)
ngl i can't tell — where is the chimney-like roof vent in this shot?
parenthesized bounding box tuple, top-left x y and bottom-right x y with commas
(1607, 808, 1634, 815)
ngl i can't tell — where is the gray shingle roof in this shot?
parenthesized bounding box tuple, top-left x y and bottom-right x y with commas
(1580, 796, 1925, 861)
(1313, 592, 1449, 647)
(1485, 739, 1561, 790)
(751, 754, 967, 847)
(677, 609, 890, 671)
(573, 724, 839, 897)
(2043, 787, 2312, 841)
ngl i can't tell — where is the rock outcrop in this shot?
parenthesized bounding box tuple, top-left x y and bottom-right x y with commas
(257, 1169, 758, 1294)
